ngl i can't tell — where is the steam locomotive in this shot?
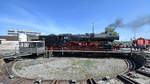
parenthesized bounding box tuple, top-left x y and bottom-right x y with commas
(39, 33, 119, 51)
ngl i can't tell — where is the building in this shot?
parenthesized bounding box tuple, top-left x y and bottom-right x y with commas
(0, 29, 42, 41)
(0, 36, 18, 41)
(8, 29, 45, 36)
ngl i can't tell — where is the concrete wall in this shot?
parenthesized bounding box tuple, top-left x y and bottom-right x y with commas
(0, 41, 19, 55)
(0, 36, 18, 41)
(132, 53, 146, 69)
(0, 41, 19, 50)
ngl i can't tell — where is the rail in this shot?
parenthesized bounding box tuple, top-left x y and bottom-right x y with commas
(117, 75, 140, 84)
(50, 79, 96, 84)
(87, 78, 96, 84)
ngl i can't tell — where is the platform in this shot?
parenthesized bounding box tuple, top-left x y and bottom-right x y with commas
(2, 48, 149, 59)
(47, 49, 141, 54)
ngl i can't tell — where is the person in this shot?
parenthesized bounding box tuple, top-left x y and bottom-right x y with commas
(140, 44, 143, 51)
(134, 43, 137, 50)
(132, 41, 137, 50)
(144, 44, 146, 50)
(148, 45, 150, 52)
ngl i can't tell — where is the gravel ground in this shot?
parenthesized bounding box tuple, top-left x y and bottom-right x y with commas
(13, 57, 127, 80)
(133, 73, 150, 84)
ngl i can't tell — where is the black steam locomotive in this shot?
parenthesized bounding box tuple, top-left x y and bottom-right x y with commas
(39, 33, 119, 51)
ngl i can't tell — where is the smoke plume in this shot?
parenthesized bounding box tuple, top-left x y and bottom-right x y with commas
(107, 15, 150, 29)
(123, 15, 150, 28)
(107, 18, 122, 28)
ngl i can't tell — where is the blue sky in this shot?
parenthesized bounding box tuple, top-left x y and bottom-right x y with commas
(0, 0, 150, 41)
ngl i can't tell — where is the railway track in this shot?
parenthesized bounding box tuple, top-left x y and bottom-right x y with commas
(136, 53, 150, 77)
(117, 75, 140, 84)
(117, 52, 150, 84)
(119, 57, 136, 75)
(1, 51, 150, 84)
(145, 55, 150, 68)
(87, 78, 96, 84)
(50, 78, 97, 84)
(116, 57, 140, 84)
(123, 58, 133, 74)
(136, 68, 150, 77)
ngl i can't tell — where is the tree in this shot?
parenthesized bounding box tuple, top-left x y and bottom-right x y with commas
(105, 27, 118, 35)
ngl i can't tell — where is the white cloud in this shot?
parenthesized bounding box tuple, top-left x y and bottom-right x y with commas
(0, 4, 64, 34)
(0, 17, 62, 34)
